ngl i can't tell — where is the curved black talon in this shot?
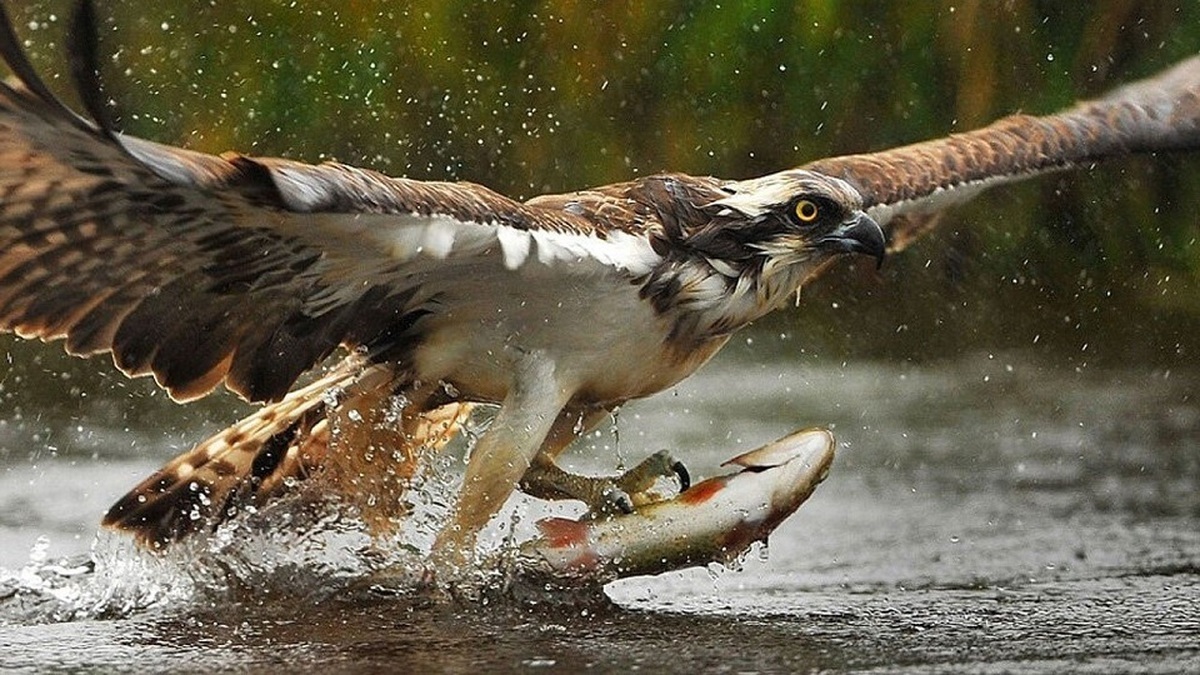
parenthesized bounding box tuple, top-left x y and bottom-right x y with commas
(672, 460, 691, 492)
(601, 484, 636, 515)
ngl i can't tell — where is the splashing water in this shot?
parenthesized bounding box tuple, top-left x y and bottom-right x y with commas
(1, 533, 200, 624)
(0, 404, 592, 623)
(0, 484, 461, 623)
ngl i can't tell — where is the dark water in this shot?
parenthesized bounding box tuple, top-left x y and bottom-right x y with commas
(1, 351, 1198, 673)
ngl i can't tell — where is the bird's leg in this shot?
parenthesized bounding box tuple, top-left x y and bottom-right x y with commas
(519, 408, 691, 515)
(323, 376, 471, 539)
(322, 375, 431, 531)
(430, 354, 569, 576)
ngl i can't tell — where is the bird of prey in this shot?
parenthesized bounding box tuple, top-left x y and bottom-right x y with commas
(1, 2, 1198, 573)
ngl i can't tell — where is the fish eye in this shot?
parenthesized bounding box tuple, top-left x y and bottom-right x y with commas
(794, 199, 819, 223)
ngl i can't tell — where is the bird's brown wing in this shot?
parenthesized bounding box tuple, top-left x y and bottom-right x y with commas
(802, 57, 1200, 252)
(0, 3, 650, 404)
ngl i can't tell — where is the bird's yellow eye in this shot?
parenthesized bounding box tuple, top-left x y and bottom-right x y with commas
(794, 199, 819, 223)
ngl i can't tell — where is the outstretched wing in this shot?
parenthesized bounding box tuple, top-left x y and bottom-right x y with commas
(0, 3, 656, 403)
(803, 57, 1200, 251)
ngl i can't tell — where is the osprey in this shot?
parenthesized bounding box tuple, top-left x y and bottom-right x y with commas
(1, 2, 1198, 572)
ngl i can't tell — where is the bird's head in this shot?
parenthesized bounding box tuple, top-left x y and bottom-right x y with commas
(702, 169, 886, 272)
(636, 169, 888, 335)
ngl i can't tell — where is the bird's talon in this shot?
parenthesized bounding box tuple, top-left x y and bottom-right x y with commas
(671, 460, 691, 492)
(597, 484, 635, 515)
(616, 450, 690, 497)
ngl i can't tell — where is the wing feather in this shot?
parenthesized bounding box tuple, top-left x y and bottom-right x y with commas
(0, 2, 647, 404)
(803, 56, 1200, 243)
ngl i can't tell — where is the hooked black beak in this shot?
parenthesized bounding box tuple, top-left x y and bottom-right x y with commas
(816, 212, 887, 268)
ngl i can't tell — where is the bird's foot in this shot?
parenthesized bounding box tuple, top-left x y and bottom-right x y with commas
(519, 450, 690, 517)
(616, 449, 691, 505)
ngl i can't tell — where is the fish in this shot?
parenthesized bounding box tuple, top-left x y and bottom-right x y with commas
(514, 427, 836, 586)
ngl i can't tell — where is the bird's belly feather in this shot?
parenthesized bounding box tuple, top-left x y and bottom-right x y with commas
(409, 269, 721, 406)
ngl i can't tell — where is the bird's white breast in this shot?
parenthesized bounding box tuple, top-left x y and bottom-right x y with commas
(411, 258, 693, 405)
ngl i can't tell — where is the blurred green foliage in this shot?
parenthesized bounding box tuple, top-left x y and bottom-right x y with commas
(3, 0, 1200, 374)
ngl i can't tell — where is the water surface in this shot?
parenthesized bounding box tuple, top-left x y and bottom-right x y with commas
(2, 350, 1197, 672)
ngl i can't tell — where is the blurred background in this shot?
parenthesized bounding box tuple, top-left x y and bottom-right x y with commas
(1, 0, 1198, 464)
(1, 3, 1198, 668)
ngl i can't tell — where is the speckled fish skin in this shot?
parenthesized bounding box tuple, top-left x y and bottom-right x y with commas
(518, 428, 835, 584)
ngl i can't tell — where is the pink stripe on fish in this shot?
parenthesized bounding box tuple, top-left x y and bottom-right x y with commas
(536, 516, 590, 548)
(678, 476, 729, 505)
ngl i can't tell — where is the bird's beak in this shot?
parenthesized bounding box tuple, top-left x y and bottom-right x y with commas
(816, 212, 886, 268)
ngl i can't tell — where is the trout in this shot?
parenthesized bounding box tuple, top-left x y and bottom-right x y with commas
(516, 428, 835, 585)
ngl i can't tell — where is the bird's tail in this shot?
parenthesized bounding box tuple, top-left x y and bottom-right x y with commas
(102, 361, 470, 549)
